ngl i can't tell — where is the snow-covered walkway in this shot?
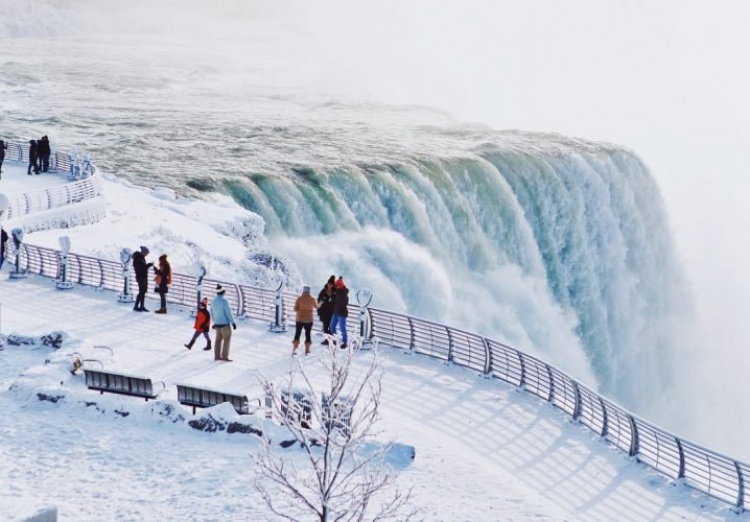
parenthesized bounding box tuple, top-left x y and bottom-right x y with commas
(0, 273, 739, 521)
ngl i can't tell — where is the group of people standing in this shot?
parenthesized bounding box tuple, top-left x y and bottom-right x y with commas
(292, 275, 350, 355)
(131, 245, 238, 362)
(131, 244, 349, 361)
(28, 136, 51, 175)
(131, 245, 170, 314)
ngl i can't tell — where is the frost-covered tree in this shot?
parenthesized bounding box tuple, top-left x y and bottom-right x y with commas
(252, 339, 414, 522)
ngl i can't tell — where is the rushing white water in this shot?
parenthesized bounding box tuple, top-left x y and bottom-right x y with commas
(0, 0, 711, 450)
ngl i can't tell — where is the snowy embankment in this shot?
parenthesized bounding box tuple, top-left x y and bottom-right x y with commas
(0, 159, 742, 521)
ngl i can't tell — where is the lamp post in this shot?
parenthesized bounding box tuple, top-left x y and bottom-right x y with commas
(356, 288, 373, 349)
(116, 248, 134, 303)
(54, 236, 74, 290)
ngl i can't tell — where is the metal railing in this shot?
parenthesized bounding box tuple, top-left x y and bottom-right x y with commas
(1, 140, 101, 222)
(366, 307, 750, 510)
(3, 151, 748, 512)
(14, 242, 360, 341)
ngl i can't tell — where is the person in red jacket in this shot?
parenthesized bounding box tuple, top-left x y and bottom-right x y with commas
(184, 298, 212, 351)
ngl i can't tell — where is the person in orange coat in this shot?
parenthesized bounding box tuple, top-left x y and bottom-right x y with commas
(184, 298, 212, 351)
(292, 285, 319, 355)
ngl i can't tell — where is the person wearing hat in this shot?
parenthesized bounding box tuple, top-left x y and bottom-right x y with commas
(292, 284, 319, 356)
(131, 245, 153, 312)
(184, 297, 212, 351)
(330, 276, 350, 349)
(153, 253, 172, 314)
(211, 284, 237, 362)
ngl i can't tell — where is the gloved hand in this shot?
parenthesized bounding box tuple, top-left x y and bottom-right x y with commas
(147, 262, 153, 268)
(203, 328, 209, 333)
(232, 323, 237, 331)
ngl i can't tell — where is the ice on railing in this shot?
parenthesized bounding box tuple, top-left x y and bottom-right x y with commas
(2, 142, 103, 227)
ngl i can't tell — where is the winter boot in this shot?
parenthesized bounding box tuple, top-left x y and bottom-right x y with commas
(203, 340, 212, 351)
(155, 308, 167, 314)
(304, 341, 312, 355)
(292, 339, 300, 355)
(184, 341, 194, 350)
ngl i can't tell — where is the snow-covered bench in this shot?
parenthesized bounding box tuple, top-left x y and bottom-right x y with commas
(84, 369, 165, 401)
(176, 383, 259, 415)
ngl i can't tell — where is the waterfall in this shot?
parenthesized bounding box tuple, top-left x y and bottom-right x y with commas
(225, 132, 691, 413)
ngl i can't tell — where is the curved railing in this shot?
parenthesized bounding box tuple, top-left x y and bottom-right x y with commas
(14, 242, 361, 341)
(10, 241, 748, 511)
(366, 308, 750, 510)
(2, 150, 747, 512)
(1, 140, 101, 222)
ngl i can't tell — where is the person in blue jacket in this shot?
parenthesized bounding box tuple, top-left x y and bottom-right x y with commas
(211, 284, 237, 362)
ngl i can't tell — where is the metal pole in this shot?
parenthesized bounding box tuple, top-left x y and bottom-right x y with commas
(268, 277, 287, 333)
(55, 236, 74, 290)
(9, 227, 27, 280)
(355, 288, 373, 349)
(117, 248, 134, 303)
(191, 264, 206, 318)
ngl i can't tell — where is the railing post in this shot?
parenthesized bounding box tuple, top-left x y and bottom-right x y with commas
(546, 364, 554, 402)
(736, 462, 746, 512)
(55, 236, 74, 290)
(9, 227, 27, 279)
(446, 327, 454, 363)
(481, 337, 492, 377)
(116, 248, 134, 303)
(598, 397, 609, 437)
(355, 288, 373, 349)
(628, 414, 639, 457)
(571, 381, 581, 420)
(267, 277, 286, 333)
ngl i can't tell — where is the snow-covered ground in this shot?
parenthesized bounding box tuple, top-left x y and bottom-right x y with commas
(0, 160, 744, 521)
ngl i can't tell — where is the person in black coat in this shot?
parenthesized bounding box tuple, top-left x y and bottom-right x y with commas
(317, 274, 336, 344)
(28, 139, 39, 175)
(131, 246, 153, 311)
(330, 276, 350, 348)
(0, 139, 7, 177)
(38, 135, 51, 172)
(0, 227, 8, 269)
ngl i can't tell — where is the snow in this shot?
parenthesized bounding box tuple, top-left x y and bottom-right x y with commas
(0, 160, 743, 521)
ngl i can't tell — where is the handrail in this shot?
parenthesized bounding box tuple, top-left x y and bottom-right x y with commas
(364, 306, 750, 510)
(0, 140, 101, 222)
(3, 148, 748, 512)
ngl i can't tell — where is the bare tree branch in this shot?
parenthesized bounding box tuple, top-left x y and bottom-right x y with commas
(252, 339, 415, 521)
